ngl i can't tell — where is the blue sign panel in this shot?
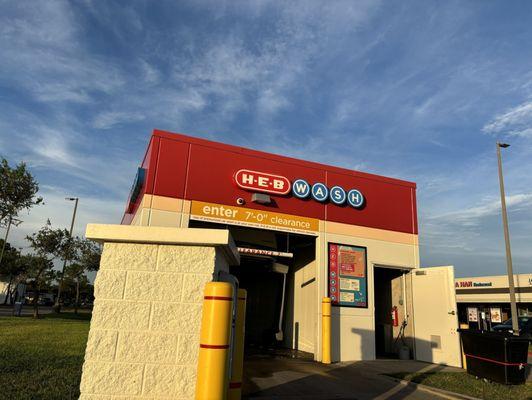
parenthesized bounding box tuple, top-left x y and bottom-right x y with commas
(330, 185, 346, 205)
(292, 179, 311, 199)
(347, 189, 364, 208)
(311, 182, 329, 202)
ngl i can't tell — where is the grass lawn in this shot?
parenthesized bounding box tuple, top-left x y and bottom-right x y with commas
(0, 313, 91, 400)
(387, 371, 532, 400)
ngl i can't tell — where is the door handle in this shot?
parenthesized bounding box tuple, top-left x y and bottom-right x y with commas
(448, 311, 456, 315)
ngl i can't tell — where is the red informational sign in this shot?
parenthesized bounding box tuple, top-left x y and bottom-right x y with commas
(234, 169, 291, 195)
(328, 243, 367, 308)
(338, 249, 365, 277)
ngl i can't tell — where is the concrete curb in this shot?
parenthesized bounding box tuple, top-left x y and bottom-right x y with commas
(384, 375, 481, 400)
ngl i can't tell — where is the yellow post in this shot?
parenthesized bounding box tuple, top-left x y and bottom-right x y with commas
(321, 297, 331, 364)
(228, 289, 247, 400)
(459, 322, 468, 369)
(196, 282, 234, 400)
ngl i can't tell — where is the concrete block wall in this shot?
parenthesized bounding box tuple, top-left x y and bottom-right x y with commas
(79, 225, 238, 400)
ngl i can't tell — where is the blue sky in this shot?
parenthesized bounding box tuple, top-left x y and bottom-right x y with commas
(1, 1, 531, 278)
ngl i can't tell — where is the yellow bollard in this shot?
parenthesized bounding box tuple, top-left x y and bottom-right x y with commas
(459, 322, 468, 369)
(228, 289, 247, 400)
(322, 297, 331, 364)
(196, 282, 234, 400)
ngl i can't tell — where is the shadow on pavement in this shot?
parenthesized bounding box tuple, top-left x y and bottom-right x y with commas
(243, 350, 456, 400)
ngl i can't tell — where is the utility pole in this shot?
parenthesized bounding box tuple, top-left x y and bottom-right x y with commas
(54, 197, 79, 312)
(496, 142, 519, 335)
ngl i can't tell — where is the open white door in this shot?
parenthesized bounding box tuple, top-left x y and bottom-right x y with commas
(411, 266, 462, 367)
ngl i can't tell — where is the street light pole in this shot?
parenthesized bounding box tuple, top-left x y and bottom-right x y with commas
(496, 142, 519, 335)
(54, 197, 79, 312)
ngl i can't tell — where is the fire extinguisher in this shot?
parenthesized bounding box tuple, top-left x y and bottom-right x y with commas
(391, 306, 399, 327)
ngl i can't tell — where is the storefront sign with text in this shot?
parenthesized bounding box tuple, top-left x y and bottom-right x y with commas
(234, 169, 365, 208)
(190, 200, 319, 235)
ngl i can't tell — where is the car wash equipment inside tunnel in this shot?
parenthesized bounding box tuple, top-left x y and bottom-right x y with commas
(191, 221, 317, 356)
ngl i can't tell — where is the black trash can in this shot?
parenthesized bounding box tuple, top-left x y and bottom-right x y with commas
(458, 329, 530, 384)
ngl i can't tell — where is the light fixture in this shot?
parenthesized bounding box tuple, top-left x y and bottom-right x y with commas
(251, 193, 271, 204)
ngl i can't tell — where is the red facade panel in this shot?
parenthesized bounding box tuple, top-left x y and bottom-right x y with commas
(152, 137, 189, 199)
(185, 143, 327, 220)
(122, 129, 418, 235)
(325, 171, 417, 234)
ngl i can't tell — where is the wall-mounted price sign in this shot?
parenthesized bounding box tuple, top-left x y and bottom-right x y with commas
(328, 243, 367, 308)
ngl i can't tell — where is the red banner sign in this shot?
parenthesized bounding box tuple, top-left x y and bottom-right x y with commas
(234, 169, 291, 195)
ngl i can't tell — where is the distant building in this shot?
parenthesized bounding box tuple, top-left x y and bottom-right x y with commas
(0, 280, 8, 303)
(455, 273, 532, 329)
(0, 278, 26, 304)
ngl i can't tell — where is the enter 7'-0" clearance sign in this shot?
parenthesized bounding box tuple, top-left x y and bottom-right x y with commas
(190, 201, 319, 234)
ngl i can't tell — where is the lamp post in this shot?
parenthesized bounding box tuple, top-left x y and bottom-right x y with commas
(54, 197, 79, 312)
(496, 142, 519, 335)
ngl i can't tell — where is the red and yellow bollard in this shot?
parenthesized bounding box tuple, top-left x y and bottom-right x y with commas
(228, 289, 247, 400)
(195, 282, 234, 400)
(321, 297, 331, 364)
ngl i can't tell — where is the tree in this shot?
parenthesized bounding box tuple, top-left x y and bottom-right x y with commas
(78, 238, 102, 273)
(63, 238, 101, 314)
(0, 239, 23, 304)
(25, 221, 70, 318)
(64, 264, 87, 314)
(20, 254, 54, 318)
(0, 158, 42, 222)
(0, 158, 42, 267)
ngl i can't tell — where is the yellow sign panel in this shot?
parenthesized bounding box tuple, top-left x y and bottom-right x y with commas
(190, 201, 319, 235)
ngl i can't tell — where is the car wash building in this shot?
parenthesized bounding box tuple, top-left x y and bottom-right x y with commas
(121, 129, 462, 366)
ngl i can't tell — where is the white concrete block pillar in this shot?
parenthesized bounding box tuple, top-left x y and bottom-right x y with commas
(79, 224, 239, 400)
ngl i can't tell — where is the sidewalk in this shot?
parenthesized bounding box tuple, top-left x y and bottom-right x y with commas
(243, 356, 467, 399)
(0, 305, 53, 317)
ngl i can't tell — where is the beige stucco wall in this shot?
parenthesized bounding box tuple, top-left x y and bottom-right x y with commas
(79, 224, 238, 400)
(319, 223, 419, 362)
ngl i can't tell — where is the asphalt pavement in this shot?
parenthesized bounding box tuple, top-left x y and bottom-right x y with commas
(243, 353, 473, 400)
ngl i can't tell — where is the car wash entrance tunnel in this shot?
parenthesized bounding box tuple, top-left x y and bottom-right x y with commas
(190, 221, 318, 359)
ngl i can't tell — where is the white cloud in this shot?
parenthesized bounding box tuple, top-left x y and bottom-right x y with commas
(0, 2, 128, 105)
(93, 111, 146, 130)
(140, 60, 161, 85)
(483, 101, 532, 138)
(426, 193, 532, 228)
(31, 127, 80, 168)
(419, 193, 532, 259)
